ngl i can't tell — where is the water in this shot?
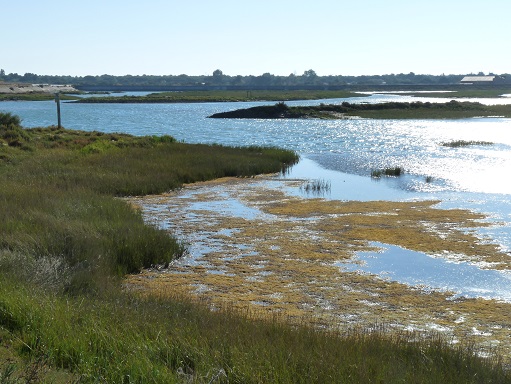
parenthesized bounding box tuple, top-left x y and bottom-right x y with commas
(2, 94, 511, 300)
(341, 242, 511, 302)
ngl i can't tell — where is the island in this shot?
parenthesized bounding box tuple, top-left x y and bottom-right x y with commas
(208, 100, 511, 119)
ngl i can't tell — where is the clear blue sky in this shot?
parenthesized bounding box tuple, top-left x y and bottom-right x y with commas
(2, 0, 510, 77)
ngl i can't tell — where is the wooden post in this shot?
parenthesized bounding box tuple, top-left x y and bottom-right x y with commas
(55, 92, 61, 129)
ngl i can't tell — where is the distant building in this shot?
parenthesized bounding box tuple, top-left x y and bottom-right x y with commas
(460, 75, 506, 84)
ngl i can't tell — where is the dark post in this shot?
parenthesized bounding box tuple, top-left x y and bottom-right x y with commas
(55, 92, 61, 129)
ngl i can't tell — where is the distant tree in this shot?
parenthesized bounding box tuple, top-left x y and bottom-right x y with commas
(211, 69, 226, 85)
(232, 75, 244, 85)
(22, 73, 38, 82)
(5, 72, 20, 82)
(254, 72, 274, 86)
(302, 69, 317, 78)
(0, 69, 5, 78)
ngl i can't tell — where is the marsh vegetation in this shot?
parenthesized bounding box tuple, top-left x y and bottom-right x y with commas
(73, 90, 365, 103)
(209, 100, 511, 119)
(299, 178, 331, 195)
(1, 112, 510, 382)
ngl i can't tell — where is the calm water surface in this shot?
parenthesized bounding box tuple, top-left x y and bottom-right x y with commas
(3, 94, 511, 300)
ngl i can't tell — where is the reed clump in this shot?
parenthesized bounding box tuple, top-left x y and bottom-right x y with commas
(299, 179, 331, 195)
(371, 166, 404, 178)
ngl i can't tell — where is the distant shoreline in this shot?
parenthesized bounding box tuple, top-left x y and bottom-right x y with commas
(0, 82, 78, 95)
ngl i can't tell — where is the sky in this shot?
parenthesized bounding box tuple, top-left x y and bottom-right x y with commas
(1, 0, 510, 77)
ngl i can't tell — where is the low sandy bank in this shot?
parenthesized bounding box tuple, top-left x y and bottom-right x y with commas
(0, 82, 77, 94)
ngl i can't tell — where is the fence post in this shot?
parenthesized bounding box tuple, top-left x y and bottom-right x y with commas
(55, 92, 62, 129)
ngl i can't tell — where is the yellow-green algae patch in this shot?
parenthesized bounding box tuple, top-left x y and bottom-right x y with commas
(125, 177, 511, 362)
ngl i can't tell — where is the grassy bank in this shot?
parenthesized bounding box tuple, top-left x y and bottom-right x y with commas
(0, 93, 79, 101)
(4, 87, 510, 103)
(73, 89, 366, 103)
(1, 113, 509, 382)
(209, 100, 511, 119)
(0, 121, 298, 289)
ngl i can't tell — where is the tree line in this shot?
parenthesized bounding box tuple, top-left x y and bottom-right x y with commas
(1, 68, 509, 88)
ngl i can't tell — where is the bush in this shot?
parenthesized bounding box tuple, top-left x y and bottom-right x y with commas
(0, 112, 29, 147)
(0, 112, 21, 127)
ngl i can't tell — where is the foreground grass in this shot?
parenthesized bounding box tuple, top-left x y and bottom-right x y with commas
(2, 279, 509, 383)
(209, 100, 511, 119)
(0, 114, 509, 382)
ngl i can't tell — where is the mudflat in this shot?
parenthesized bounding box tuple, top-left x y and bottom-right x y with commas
(126, 176, 511, 363)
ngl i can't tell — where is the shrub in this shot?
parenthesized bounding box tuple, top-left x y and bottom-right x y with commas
(0, 112, 29, 147)
(0, 112, 21, 127)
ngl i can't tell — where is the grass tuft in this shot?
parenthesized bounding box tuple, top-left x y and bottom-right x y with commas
(300, 179, 331, 195)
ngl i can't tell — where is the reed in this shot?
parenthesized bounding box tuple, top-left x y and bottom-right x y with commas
(300, 179, 331, 195)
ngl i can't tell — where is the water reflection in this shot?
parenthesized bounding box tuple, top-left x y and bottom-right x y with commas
(341, 242, 511, 302)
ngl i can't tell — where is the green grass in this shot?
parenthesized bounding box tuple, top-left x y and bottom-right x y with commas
(0, 124, 298, 291)
(1, 112, 510, 382)
(1, 279, 509, 383)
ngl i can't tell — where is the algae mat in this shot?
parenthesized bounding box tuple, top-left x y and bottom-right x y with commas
(126, 176, 511, 360)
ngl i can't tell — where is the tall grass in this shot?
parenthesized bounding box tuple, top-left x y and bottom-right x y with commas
(1, 279, 509, 383)
(0, 123, 298, 294)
